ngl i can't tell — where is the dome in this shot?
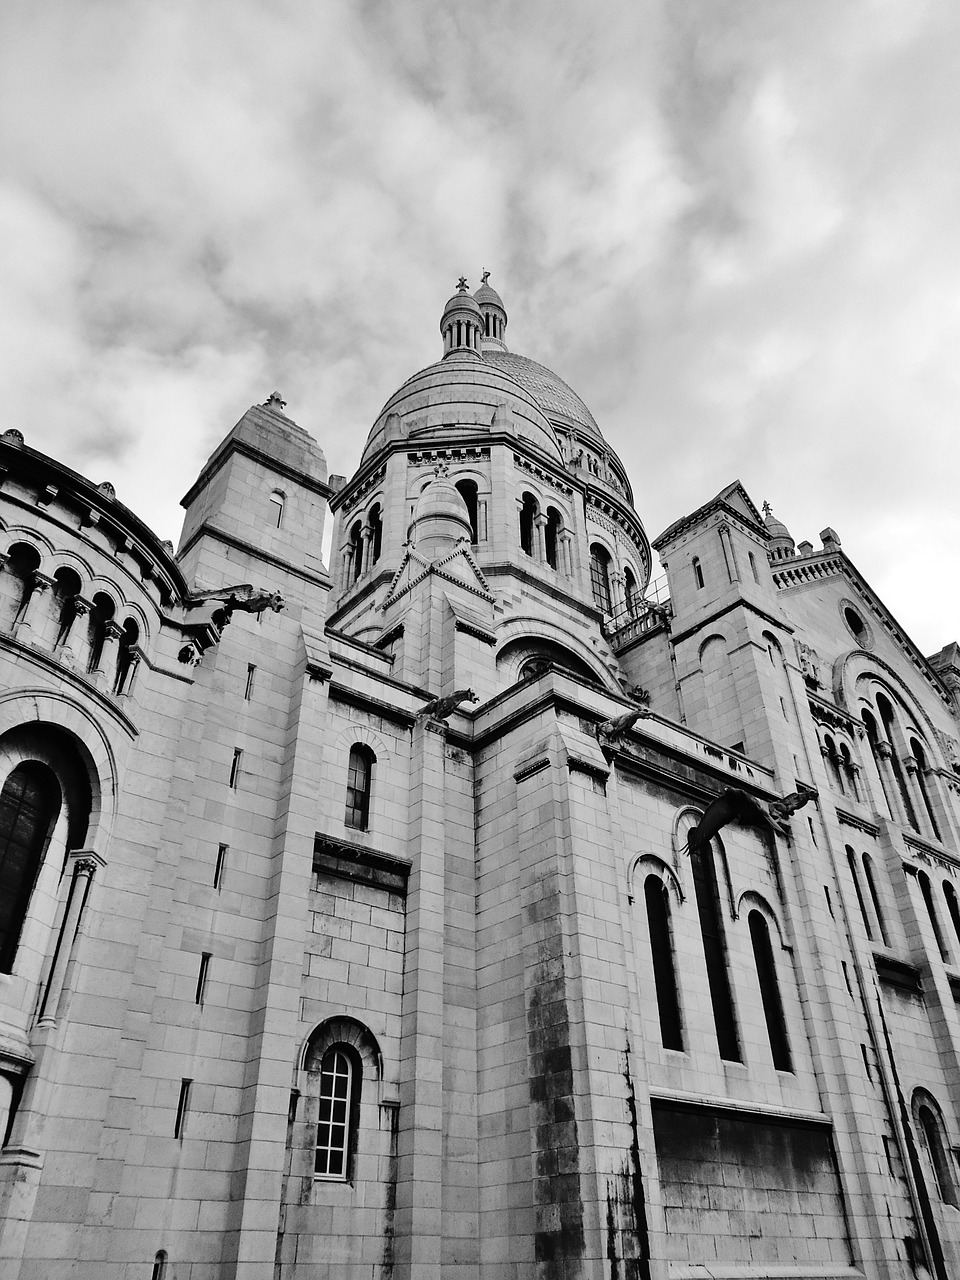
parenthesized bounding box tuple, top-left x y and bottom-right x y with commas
(410, 473, 473, 556)
(482, 351, 603, 444)
(474, 277, 505, 310)
(763, 502, 795, 558)
(441, 290, 482, 320)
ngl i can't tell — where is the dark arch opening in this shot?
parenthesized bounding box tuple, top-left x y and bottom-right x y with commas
(589, 544, 612, 614)
(644, 875, 683, 1050)
(545, 507, 562, 570)
(52, 567, 82, 646)
(456, 480, 479, 544)
(519, 493, 538, 557)
(367, 504, 383, 563)
(0, 762, 62, 972)
(0, 542, 41, 631)
(87, 592, 115, 672)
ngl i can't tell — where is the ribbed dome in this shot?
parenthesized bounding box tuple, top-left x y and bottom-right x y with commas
(442, 290, 482, 319)
(474, 280, 505, 310)
(412, 475, 472, 529)
(483, 351, 603, 443)
(763, 503, 795, 557)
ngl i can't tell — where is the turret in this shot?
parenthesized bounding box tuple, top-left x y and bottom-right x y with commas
(474, 271, 508, 352)
(440, 277, 483, 358)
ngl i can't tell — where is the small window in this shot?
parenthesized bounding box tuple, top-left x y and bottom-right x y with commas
(519, 493, 538, 557)
(367, 503, 383, 562)
(244, 664, 257, 701)
(844, 607, 865, 641)
(624, 567, 641, 618)
(545, 507, 562, 570)
(690, 838, 740, 1061)
(229, 749, 243, 790)
(152, 1252, 168, 1280)
(918, 869, 950, 962)
(213, 843, 228, 889)
(589, 544, 612, 614)
(749, 551, 760, 583)
(174, 1079, 192, 1139)
(114, 618, 140, 695)
(345, 745, 374, 830)
(862, 854, 890, 947)
(749, 911, 792, 1071)
(693, 556, 704, 590)
(268, 491, 285, 529)
(315, 1046, 359, 1180)
(349, 520, 364, 582)
(847, 846, 874, 941)
(195, 953, 211, 1005)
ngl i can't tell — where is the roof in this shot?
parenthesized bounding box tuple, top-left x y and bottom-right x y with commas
(482, 350, 604, 444)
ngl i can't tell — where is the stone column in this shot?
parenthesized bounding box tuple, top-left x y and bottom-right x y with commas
(60, 596, 92, 669)
(13, 571, 54, 643)
(90, 618, 122, 683)
(394, 717, 447, 1279)
(533, 513, 546, 563)
(36, 851, 103, 1028)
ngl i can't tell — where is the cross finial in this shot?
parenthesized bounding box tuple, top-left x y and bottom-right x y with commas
(264, 391, 287, 410)
(457, 275, 468, 292)
(433, 461, 449, 479)
(762, 500, 772, 516)
(481, 269, 490, 285)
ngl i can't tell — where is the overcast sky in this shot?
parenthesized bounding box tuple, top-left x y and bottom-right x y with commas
(1, 0, 956, 653)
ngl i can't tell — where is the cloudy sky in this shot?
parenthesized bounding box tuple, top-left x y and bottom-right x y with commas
(1, 0, 957, 652)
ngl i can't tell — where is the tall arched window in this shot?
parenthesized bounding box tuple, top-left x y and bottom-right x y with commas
(314, 1045, 361, 1180)
(943, 882, 960, 953)
(748, 911, 792, 1071)
(916, 1097, 959, 1206)
(589, 544, 612, 615)
(455, 481, 479, 544)
(268, 490, 285, 529)
(918, 869, 950, 963)
(624, 567, 641, 618)
(643, 875, 683, 1050)
(545, 507, 562, 570)
(0, 763, 61, 973)
(690, 838, 740, 1061)
(519, 493, 538, 557)
(367, 503, 383, 563)
(839, 743, 860, 800)
(876, 694, 918, 830)
(86, 592, 115, 672)
(846, 847, 873, 941)
(862, 710, 896, 820)
(0, 542, 41, 632)
(822, 735, 845, 794)
(692, 556, 704, 590)
(910, 738, 941, 840)
(52, 567, 82, 646)
(114, 619, 140, 695)
(862, 854, 890, 948)
(348, 520, 364, 582)
(345, 745, 375, 831)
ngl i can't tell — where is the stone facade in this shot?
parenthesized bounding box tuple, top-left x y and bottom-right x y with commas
(0, 279, 959, 1279)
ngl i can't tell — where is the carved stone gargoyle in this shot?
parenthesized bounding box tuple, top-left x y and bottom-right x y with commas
(596, 707, 653, 747)
(686, 782, 818, 853)
(416, 688, 480, 724)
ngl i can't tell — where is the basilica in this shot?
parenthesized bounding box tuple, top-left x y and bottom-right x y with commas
(1, 276, 959, 1280)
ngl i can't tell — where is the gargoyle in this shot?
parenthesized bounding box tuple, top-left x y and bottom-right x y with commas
(686, 782, 818, 854)
(417, 688, 479, 723)
(187, 583, 285, 616)
(597, 707, 652, 746)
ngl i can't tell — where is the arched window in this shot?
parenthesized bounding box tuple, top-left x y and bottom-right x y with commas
(0, 542, 41, 632)
(314, 1045, 361, 1180)
(367, 503, 383, 563)
(52, 567, 82, 646)
(846, 846, 873, 942)
(748, 551, 760, 583)
(839, 743, 860, 800)
(86, 592, 115, 672)
(690, 838, 740, 1061)
(862, 854, 890, 948)
(519, 493, 538, 557)
(910, 738, 941, 840)
(876, 694, 918, 831)
(0, 763, 61, 973)
(115, 619, 140, 695)
(624, 567, 641, 618)
(151, 1251, 168, 1280)
(918, 869, 950, 963)
(915, 1098, 959, 1206)
(589, 544, 612, 615)
(345, 745, 374, 831)
(455, 481, 479, 544)
(268, 490, 285, 529)
(348, 520, 364, 582)
(822, 735, 845, 794)
(862, 710, 896, 820)
(643, 875, 683, 1050)
(692, 556, 704, 590)
(545, 507, 562, 570)
(748, 911, 792, 1071)
(943, 882, 960, 953)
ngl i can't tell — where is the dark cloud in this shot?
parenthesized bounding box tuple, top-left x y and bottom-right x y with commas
(0, 0, 957, 650)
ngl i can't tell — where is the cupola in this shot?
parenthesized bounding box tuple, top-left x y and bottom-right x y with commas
(409, 469, 473, 557)
(474, 270, 508, 352)
(762, 501, 795, 560)
(440, 277, 483, 359)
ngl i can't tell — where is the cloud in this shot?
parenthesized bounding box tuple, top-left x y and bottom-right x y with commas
(0, 0, 957, 651)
